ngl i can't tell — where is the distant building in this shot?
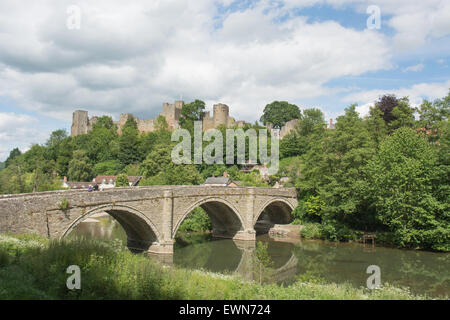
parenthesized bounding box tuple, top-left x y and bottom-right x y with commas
(71, 100, 250, 137)
(203, 172, 239, 187)
(62, 175, 142, 190)
(327, 119, 335, 130)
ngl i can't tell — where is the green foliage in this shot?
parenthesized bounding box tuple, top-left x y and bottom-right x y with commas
(115, 174, 129, 187)
(178, 207, 212, 232)
(260, 101, 301, 128)
(364, 127, 449, 250)
(68, 150, 93, 181)
(94, 160, 122, 176)
(300, 223, 323, 239)
(179, 100, 206, 132)
(4, 148, 22, 168)
(59, 198, 70, 211)
(140, 144, 173, 178)
(0, 235, 426, 300)
(118, 117, 142, 166)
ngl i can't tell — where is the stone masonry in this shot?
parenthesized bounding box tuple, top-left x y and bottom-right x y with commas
(71, 101, 250, 137)
(0, 186, 297, 254)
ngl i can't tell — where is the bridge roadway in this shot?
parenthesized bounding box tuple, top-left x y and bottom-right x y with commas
(0, 186, 298, 254)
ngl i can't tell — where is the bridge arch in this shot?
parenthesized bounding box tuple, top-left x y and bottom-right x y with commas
(253, 198, 295, 235)
(61, 204, 161, 252)
(173, 197, 245, 239)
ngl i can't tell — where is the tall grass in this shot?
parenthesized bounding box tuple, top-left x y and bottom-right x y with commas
(0, 234, 429, 300)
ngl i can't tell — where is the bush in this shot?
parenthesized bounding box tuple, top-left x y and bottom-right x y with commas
(178, 208, 212, 232)
(300, 223, 323, 239)
(115, 174, 129, 187)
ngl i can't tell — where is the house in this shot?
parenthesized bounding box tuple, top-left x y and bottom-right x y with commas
(62, 175, 142, 190)
(204, 172, 239, 187)
(240, 163, 270, 180)
(62, 177, 90, 190)
(93, 176, 142, 189)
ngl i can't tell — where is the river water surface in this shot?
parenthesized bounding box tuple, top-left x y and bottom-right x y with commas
(69, 215, 450, 298)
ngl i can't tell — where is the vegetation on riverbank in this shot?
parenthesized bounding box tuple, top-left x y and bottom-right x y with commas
(0, 92, 448, 252)
(0, 234, 431, 300)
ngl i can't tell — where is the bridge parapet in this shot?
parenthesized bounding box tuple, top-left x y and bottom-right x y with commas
(0, 186, 298, 254)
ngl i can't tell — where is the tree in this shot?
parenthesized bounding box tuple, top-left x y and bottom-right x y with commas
(118, 117, 142, 166)
(68, 150, 93, 181)
(4, 148, 22, 168)
(179, 100, 206, 132)
(364, 127, 448, 251)
(115, 174, 129, 187)
(140, 144, 173, 177)
(280, 108, 326, 158)
(92, 116, 117, 131)
(260, 101, 301, 128)
(298, 105, 377, 231)
(375, 94, 399, 124)
(418, 91, 449, 129)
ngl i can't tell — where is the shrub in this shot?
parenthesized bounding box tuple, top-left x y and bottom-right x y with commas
(301, 223, 323, 239)
(59, 198, 70, 211)
(115, 174, 129, 187)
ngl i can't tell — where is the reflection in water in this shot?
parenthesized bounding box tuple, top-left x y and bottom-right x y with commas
(70, 215, 450, 298)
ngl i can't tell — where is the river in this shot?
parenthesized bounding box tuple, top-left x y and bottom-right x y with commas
(68, 215, 450, 298)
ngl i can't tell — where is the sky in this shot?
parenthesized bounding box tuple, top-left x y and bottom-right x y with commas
(0, 0, 449, 161)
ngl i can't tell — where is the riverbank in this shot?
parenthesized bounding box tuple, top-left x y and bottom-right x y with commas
(0, 234, 433, 300)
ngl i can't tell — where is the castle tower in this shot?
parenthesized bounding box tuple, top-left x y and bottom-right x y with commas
(71, 110, 89, 137)
(213, 103, 229, 128)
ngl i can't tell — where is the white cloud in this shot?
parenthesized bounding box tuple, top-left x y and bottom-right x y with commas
(0, 112, 50, 160)
(402, 63, 424, 72)
(343, 80, 450, 117)
(0, 0, 392, 124)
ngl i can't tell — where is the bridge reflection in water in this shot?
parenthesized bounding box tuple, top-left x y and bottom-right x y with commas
(69, 215, 298, 284)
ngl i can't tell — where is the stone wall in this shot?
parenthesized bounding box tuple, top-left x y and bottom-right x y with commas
(71, 100, 251, 137)
(0, 186, 298, 254)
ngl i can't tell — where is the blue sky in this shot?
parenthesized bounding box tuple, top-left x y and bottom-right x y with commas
(0, 0, 449, 160)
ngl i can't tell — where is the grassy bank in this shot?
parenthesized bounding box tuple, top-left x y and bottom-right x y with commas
(0, 234, 428, 300)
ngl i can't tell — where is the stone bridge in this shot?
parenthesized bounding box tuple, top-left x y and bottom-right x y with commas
(0, 186, 298, 254)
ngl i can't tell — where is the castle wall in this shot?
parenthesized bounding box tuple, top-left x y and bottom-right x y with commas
(71, 100, 251, 137)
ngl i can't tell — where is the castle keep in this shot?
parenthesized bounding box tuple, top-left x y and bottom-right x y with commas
(71, 101, 250, 137)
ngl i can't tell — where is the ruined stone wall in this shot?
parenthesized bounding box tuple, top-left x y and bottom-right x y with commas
(71, 100, 252, 137)
(279, 119, 300, 139)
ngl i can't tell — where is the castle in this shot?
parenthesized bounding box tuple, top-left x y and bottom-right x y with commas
(71, 100, 335, 138)
(71, 101, 251, 137)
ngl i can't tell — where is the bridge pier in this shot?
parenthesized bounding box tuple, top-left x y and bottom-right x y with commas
(233, 229, 256, 241)
(148, 240, 174, 255)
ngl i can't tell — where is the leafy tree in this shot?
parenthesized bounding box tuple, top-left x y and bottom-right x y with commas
(364, 127, 448, 251)
(94, 160, 121, 176)
(418, 91, 449, 129)
(68, 150, 93, 181)
(118, 117, 142, 166)
(92, 116, 117, 131)
(140, 144, 173, 178)
(299, 105, 376, 229)
(375, 94, 399, 124)
(280, 108, 325, 158)
(4, 148, 22, 168)
(260, 101, 301, 128)
(179, 100, 205, 132)
(115, 174, 129, 187)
